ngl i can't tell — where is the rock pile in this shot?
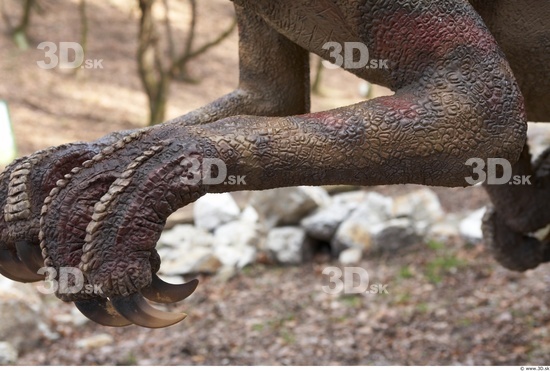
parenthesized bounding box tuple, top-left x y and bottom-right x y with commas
(157, 186, 487, 278)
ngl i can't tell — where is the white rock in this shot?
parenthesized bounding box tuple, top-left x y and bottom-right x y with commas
(360, 192, 394, 222)
(157, 224, 220, 275)
(429, 222, 461, 240)
(332, 190, 369, 204)
(193, 193, 240, 231)
(343, 192, 394, 228)
(165, 204, 194, 229)
(214, 220, 262, 248)
(0, 342, 17, 365)
(213, 244, 256, 268)
(266, 227, 313, 265)
(331, 192, 393, 254)
(158, 224, 214, 250)
(53, 307, 90, 327)
(428, 214, 462, 240)
(369, 218, 421, 253)
(339, 248, 363, 265)
(0, 276, 49, 352)
(528, 122, 550, 159)
(459, 207, 487, 241)
(215, 265, 237, 283)
(240, 205, 260, 224)
(76, 334, 114, 350)
(300, 186, 332, 208)
(249, 187, 330, 228)
(213, 220, 262, 268)
(301, 191, 366, 241)
(392, 189, 445, 232)
(331, 217, 373, 255)
(158, 246, 221, 275)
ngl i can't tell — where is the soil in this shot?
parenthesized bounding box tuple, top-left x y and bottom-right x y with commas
(1, 0, 549, 366)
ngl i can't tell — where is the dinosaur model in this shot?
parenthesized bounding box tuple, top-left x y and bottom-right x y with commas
(0, 0, 549, 328)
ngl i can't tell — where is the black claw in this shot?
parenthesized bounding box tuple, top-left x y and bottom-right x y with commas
(75, 299, 132, 327)
(15, 241, 44, 272)
(0, 248, 44, 283)
(110, 293, 187, 329)
(141, 275, 199, 304)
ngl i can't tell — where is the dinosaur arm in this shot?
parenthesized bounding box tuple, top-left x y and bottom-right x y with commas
(165, 4, 310, 128)
(46, 49, 525, 301)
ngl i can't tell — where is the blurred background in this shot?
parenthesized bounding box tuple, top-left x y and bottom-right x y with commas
(0, 0, 549, 366)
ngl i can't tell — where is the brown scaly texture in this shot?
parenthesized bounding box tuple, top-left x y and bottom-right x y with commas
(0, 0, 548, 325)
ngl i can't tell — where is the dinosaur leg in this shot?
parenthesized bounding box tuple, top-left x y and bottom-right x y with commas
(165, 4, 310, 127)
(482, 144, 550, 271)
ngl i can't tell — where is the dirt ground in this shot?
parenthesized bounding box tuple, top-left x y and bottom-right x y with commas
(1, 0, 550, 366)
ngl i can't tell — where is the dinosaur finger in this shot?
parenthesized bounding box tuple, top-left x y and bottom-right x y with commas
(110, 292, 187, 329)
(0, 247, 44, 282)
(15, 241, 44, 272)
(141, 275, 199, 304)
(74, 299, 132, 327)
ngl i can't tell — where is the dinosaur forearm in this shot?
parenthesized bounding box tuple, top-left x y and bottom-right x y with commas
(164, 88, 299, 128)
(196, 93, 525, 192)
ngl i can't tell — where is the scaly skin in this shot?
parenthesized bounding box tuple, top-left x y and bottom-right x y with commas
(0, 0, 549, 328)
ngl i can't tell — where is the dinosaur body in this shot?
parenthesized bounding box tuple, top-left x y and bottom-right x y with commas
(0, 0, 549, 328)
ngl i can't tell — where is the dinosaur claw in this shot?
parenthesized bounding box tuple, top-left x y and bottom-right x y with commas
(74, 299, 133, 327)
(0, 247, 44, 282)
(141, 275, 199, 304)
(15, 241, 44, 272)
(110, 292, 187, 328)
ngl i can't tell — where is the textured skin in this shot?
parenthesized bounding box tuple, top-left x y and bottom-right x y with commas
(1, 0, 549, 320)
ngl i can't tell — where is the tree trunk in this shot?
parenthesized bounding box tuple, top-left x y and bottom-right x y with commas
(12, 0, 35, 50)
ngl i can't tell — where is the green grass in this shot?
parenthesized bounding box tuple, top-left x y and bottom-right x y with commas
(267, 314, 296, 330)
(457, 317, 473, 327)
(252, 323, 265, 332)
(339, 295, 363, 308)
(427, 239, 445, 251)
(394, 292, 411, 305)
(425, 254, 466, 284)
(398, 266, 414, 279)
(118, 352, 138, 366)
(280, 329, 296, 345)
(416, 302, 429, 314)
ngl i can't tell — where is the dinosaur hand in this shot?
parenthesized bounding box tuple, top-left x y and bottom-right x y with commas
(482, 148, 550, 271)
(482, 207, 550, 271)
(1, 126, 207, 328)
(0, 137, 117, 282)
